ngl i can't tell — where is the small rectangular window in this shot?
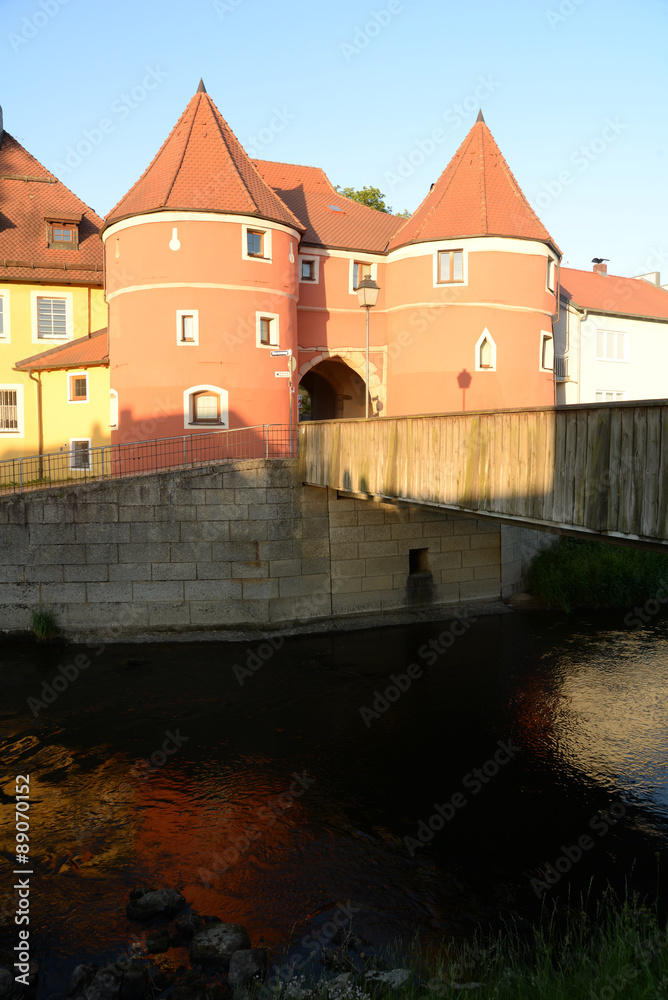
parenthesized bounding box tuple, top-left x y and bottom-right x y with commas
(47, 221, 79, 249)
(547, 258, 557, 291)
(541, 334, 554, 371)
(193, 392, 219, 423)
(70, 439, 91, 470)
(438, 250, 464, 284)
(247, 230, 264, 257)
(181, 315, 195, 342)
(353, 261, 371, 289)
(596, 329, 625, 361)
(68, 374, 88, 402)
(301, 260, 315, 280)
(260, 317, 273, 345)
(37, 297, 67, 338)
(0, 389, 18, 431)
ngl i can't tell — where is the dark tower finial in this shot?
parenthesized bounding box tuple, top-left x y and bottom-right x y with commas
(476, 109, 485, 123)
(197, 79, 207, 94)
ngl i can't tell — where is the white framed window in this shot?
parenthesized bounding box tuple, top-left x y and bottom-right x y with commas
(31, 291, 73, 342)
(110, 389, 118, 429)
(0, 290, 10, 341)
(595, 390, 625, 402)
(176, 309, 199, 346)
(183, 384, 229, 430)
(437, 249, 464, 284)
(256, 311, 280, 348)
(69, 438, 91, 470)
(433, 246, 468, 288)
(474, 329, 496, 372)
(540, 332, 554, 372)
(547, 257, 557, 292)
(299, 255, 320, 284)
(348, 259, 377, 294)
(242, 224, 272, 262)
(596, 329, 626, 362)
(0, 384, 24, 437)
(67, 371, 88, 403)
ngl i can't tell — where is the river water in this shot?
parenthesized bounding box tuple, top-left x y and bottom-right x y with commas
(1, 608, 667, 996)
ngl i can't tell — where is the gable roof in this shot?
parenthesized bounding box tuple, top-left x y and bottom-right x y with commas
(560, 268, 668, 322)
(105, 89, 302, 232)
(253, 160, 405, 253)
(0, 130, 103, 285)
(14, 328, 108, 371)
(388, 116, 559, 253)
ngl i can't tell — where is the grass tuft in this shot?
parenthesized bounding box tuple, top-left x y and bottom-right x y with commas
(31, 606, 58, 640)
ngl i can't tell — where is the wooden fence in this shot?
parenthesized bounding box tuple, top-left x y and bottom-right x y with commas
(299, 401, 668, 545)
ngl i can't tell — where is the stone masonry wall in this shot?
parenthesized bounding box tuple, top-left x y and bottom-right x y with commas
(0, 459, 503, 637)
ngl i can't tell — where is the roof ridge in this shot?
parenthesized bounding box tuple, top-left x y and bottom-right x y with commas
(160, 92, 200, 209)
(478, 122, 488, 233)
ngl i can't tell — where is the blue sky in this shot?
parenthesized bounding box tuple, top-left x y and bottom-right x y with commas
(2, 0, 666, 278)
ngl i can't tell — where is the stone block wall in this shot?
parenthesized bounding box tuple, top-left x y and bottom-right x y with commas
(0, 460, 503, 637)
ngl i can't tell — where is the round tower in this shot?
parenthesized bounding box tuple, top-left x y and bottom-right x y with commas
(384, 112, 561, 415)
(102, 81, 303, 447)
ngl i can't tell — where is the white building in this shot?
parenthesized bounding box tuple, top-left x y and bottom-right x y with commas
(553, 263, 668, 404)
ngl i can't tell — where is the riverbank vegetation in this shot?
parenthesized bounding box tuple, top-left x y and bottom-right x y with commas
(256, 889, 667, 999)
(528, 537, 668, 612)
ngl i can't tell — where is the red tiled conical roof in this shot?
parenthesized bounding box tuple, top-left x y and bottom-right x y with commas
(104, 89, 303, 232)
(389, 117, 559, 253)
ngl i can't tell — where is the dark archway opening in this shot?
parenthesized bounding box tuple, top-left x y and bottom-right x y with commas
(299, 359, 369, 421)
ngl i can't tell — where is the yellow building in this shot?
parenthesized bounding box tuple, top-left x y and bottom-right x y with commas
(0, 106, 109, 463)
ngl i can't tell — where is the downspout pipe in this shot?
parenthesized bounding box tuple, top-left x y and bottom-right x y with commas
(27, 369, 43, 479)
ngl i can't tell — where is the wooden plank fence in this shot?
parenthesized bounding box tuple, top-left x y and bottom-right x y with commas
(299, 401, 668, 546)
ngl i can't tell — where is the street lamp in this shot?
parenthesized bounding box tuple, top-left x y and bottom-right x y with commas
(356, 276, 380, 418)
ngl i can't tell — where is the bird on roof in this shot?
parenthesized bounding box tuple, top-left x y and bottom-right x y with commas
(591, 258, 609, 264)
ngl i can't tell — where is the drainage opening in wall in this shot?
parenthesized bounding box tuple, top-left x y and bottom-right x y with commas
(407, 548, 434, 605)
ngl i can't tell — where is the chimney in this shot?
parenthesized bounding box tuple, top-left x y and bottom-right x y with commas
(593, 262, 607, 276)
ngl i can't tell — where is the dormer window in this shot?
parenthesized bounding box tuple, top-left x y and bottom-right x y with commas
(45, 214, 81, 250)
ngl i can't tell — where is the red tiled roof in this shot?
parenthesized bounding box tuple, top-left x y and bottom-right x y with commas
(105, 91, 302, 232)
(253, 160, 405, 252)
(14, 328, 108, 371)
(560, 268, 668, 321)
(388, 118, 559, 253)
(0, 130, 103, 284)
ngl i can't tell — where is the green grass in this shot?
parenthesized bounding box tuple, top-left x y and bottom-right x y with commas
(31, 606, 58, 640)
(251, 889, 668, 999)
(528, 537, 668, 613)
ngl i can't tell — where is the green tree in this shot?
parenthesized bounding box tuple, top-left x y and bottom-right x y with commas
(334, 185, 410, 218)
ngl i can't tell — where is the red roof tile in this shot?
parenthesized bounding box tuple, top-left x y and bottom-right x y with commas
(253, 160, 405, 253)
(105, 91, 302, 232)
(14, 328, 108, 371)
(388, 118, 558, 253)
(0, 130, 103, 284)
(560, 268, 668, 321)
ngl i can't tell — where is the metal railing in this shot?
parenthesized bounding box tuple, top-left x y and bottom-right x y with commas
(0, 424, 296, 496)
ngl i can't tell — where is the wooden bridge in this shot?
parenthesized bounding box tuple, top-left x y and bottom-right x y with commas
(299, 400, 668, 550)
